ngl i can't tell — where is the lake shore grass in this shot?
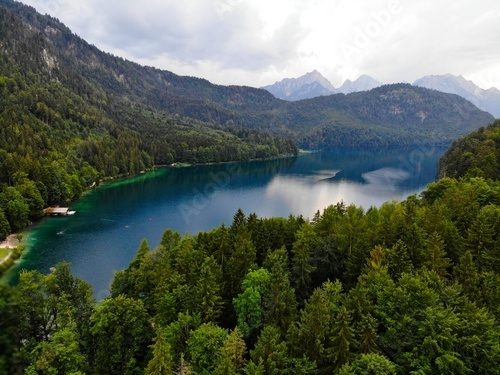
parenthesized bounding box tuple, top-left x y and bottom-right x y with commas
(0, 233, 25, 279)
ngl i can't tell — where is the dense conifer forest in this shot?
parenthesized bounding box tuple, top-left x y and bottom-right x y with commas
(1, 122, 498, 374)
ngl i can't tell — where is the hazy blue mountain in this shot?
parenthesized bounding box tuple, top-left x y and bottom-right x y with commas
(262, 70, 335, 100)
(414, 74, 500, 117)
(263, 72, 383, 100)
(337, 74, 382, 94)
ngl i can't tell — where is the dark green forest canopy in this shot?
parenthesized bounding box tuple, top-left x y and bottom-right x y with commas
(439, 120, 500, 180)
(1, 139, 499, 373)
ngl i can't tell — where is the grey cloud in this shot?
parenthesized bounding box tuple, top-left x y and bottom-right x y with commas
(19, 0, 500, 88)
(37, 0, 307, 71)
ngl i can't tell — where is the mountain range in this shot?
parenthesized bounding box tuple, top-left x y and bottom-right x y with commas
(262, 71, 381, 100)
(0, 0, 494, 166)
(414, 74, 500, 118)
(264, 71, 500, 118)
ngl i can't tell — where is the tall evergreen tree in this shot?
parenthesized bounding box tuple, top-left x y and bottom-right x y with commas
(262, 248, 297, 335)
(358, 314, 379, 354)
(291, 222, 316, 301)
(423, 232, 451, 278)
(196, 256, 223, 323)
(250, 326, 289, 375)
(146, 329, 174, 375)
(329, 306, 356, 370)
(214, 328, 247, 375)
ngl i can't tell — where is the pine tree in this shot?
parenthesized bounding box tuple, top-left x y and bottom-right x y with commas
(262, 248, 297, 335)
(196, 256, 223, 322)
(386, 240, 413, 279)
(214, 328, 247, 374)
(358, 314, 378, 353)
(453, 251, 480, 298)
(250, 326, 289, 374)
(329, 306, 355, 369)
(226, 230, 256, 297)
(466, 206, 497, 271)
(146, 329, 174, 375)
(366, 246, 386, 271)
(290, 281, 342, 365)
(130, 238, 150, 269)
(423, 232, 450, 278)
(292, 222, 316, 300)
(231, 209, 246, 234)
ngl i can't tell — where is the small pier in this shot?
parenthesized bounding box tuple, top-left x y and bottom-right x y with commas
(44, 207, 76, 216)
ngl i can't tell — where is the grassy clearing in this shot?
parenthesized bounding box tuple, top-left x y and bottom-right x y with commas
(0, 248, 10, 261)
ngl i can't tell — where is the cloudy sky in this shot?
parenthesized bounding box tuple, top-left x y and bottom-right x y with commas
(21, 0, 500, 89)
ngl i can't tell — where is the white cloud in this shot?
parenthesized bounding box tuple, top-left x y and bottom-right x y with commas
(20, 0, 500, 88)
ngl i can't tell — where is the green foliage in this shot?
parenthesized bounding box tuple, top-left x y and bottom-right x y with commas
(249, 326, 289, 375)
(0, 186, 29, 231)
(262, 247, 297, 335)
(423, 232, 451, 277)
(0, 209, 10, 240)
(439, 121, 500, 179)
(234, 268, 271, 338)
(90, 295, 152, 374)
(338, 353, 397, 375)
(25, 325, 87, 375)
(329, 306, 356, 369)
(145, 329, 174, 375)
(187, 323, 228, 374)
(213, 328, 247, 375)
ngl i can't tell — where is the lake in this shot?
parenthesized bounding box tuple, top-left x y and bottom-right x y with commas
(7, 147, 444, 297)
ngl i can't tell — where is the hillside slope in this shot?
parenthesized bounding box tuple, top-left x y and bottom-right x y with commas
(439, 120, 500, 179)
(0, 0, 493, 149)
(285, 84, 494, 148)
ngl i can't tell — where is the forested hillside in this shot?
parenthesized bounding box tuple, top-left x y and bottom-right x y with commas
(439, 120, 500, 179)
(1, 124, 499, 374)
(0, 2, 297, 239)
(1, 0, 492, 146)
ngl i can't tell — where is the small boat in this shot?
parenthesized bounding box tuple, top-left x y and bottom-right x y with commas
(67, 211, 76, 216)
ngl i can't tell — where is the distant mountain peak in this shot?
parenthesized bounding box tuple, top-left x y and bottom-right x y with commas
(414, 74, 500, 117)
(262, 71, 384, 100)
(262, 70, 335, 101)
(337, 75, 382, 94)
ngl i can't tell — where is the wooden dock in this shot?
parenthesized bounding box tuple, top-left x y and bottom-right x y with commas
(44, 207, 76, 216)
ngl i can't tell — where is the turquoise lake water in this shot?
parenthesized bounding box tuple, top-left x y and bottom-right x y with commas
(8, 147, 444, 297)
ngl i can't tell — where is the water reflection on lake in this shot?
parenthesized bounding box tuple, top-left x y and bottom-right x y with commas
(9, 147, 444, 296)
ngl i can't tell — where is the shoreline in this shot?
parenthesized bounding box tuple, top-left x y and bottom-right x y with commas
(92, 152, 299, 190)
(0, 152, 299, 278)
(0, 233, 26, 279)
